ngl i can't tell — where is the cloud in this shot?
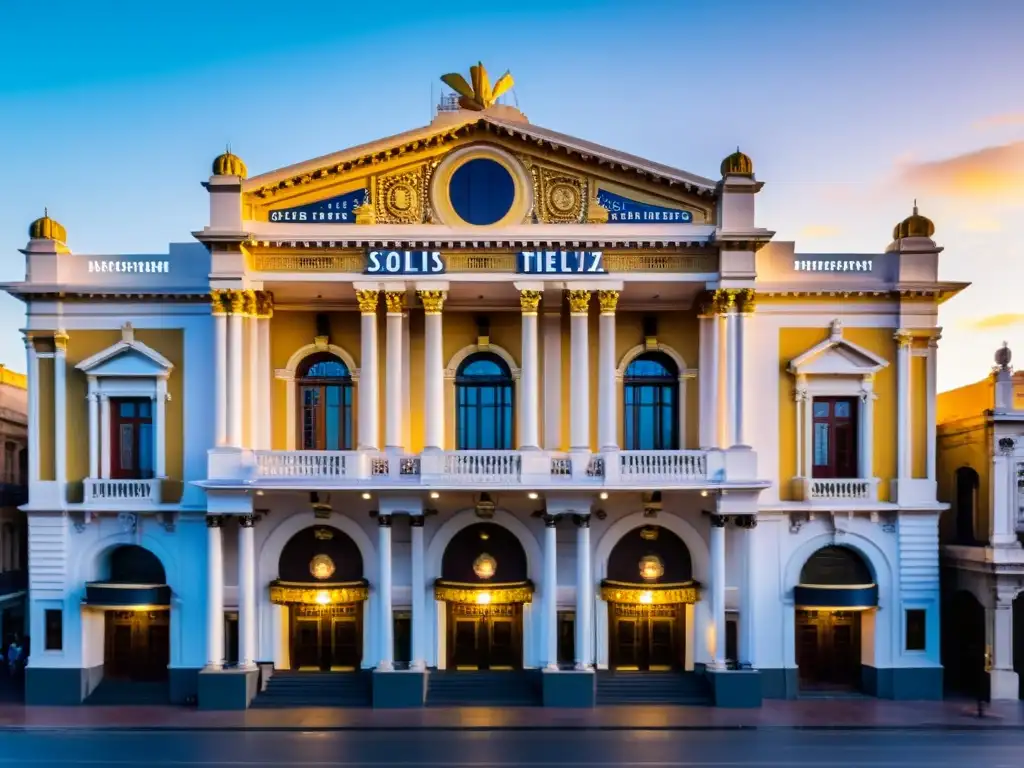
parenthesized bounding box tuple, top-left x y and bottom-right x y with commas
(973, 112, 1024, 130)
(960, 215, 1003, 232)
(961, 313, 1024, 331)
(799, 224, 842, 238)
(896, 142, 1024, 201)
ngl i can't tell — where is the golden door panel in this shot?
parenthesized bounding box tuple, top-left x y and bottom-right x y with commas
(290, 603, 362, 671)
(795, 610, 861, 690)
(104, 610, 170, 682)
(447, 603, 522, 670)
(609, 603, 684, 671)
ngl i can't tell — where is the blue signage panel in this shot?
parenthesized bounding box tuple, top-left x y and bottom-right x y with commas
(597, 189, 693, 224)
(366, 250, 446, 275)
(517, 250, 605, 274)
(268, 189, 367, 223)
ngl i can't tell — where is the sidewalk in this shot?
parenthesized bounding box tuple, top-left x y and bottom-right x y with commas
(1, 698, 1023, 731)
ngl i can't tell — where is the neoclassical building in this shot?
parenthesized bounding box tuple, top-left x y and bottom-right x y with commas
(0, 366, 28, 675)
(3, 65, 965, 708)
(937, 346, 1024, 701)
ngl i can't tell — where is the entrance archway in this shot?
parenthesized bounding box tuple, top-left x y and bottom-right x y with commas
(941, 590, 985, 697)
(270, 526, 368, 672)
(601, 525, 699, 671)
(794, 546, 877, 692)
(85, 544, 171, 683)
(435, 522, 532, 670)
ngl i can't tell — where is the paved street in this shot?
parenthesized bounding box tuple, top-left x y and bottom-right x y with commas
(1, 729, 1023, 767)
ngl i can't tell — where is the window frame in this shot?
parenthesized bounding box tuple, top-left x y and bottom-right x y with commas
(109, 397, 155, 480)
(455, 352, 515, 451)
(810, 396, 859, 479)
(904, 608, 927, 653)
(44, 609, 63, 651)
(295, 353, 355, 452)
(623, 352, 681, 451)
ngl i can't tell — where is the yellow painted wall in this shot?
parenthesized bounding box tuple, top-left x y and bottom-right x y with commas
(911, 354, 928, 478)
(61, 330, 184, 502)
(777, 327, 897, 501)
(938, 378, 992, 424)
(37, 355, 54, 481)
(936, 419, 991, 541)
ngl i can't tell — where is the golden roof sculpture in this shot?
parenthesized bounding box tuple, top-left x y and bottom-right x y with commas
(441, 62, 514, 111)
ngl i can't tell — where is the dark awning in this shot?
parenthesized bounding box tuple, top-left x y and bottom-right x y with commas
(794, 584, 878, 609)
(84, 582, 171, 608)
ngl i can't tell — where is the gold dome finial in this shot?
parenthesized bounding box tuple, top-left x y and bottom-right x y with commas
(28, 209, 67, 243)
(721, 147, 754, 178)
(892, 200, 935, 240)
(212, 147, 248, 179)
(440, 62, 514, 111)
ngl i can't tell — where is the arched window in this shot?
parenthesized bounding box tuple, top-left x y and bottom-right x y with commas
(624, 352, 679, 451)
(954, 467, 979, 545)
(456, 353, 514, 450)
(297, 353, 354, 451)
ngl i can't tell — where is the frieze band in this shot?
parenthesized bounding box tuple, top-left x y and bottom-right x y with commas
(269, 580, 370, 605)
(600, 581, 701, 605)
(433, 580, 534, 605)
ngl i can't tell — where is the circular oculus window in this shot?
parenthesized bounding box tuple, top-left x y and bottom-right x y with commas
(447, 158, 516, 226)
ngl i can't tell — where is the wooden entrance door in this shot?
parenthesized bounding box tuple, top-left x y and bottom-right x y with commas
(104, 610, 170, 681)
(609, 604, 684, 670)
(290, 604, 362, 671)
(796, 610, 862, 689)
(447, 603, 522, 670)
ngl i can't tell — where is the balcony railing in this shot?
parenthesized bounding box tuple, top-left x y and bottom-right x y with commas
(210, 447, 760, 489)
(83, 478, 161, 506)
(799, 477, 879, 503)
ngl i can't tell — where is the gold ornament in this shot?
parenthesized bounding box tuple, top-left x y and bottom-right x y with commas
(355, 289, 379, 314)
(639, 555, 665, 582)
(599, 580, 700, 605)
(255, 290, 275, 319)
(309, 554, 336, 581)
(440, 62, 514, 111)
(384, 291, 406, 314)
(241, 289, 257, 317)
(353, 192, 376, 225)
(737, 288, 756, 314)
(539, 170, 585, 223)
(894, 330, 913, 349)
(472, 553, 497, 580)
(567, 289, 591, 315)
(210, 289, 230, 316)
(227, 290, 246, 315)
(53, 331, 69, 353)
(377, 170, 423, 223)
(419, 290, 446, 315)
(586, 192, 609, 224)
(519, 290, 541, 314)
(433, 580, 533, 605)
(269, 581, 369, 605)
(598, 290, 620, 314)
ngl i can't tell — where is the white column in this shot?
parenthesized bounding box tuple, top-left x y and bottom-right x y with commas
(247, 306, 259, 449)
(543, 515, 559, 670)
(87, 380, 99, 478)
(384, 291, 405, 452)
(282, 373, 296, 451)
(926, 337, 938, 481)
(698, 311, 718, 449)
(24, 334, 40, 482)
(895, 331, 912, 479)
(100, 395, 111, 479)
(991, 450, 1018, 546)
(794, 384, 806, 481)
(356, 290, 380, 450)
(725, 304, 739, 447)
(206, 516, 225, 669)
(860, 378, 875, 480)
(519, 290, 541, 450)
(709, 515, 726, 668)
(740, 518, 757, 666)
(257, 310, 272, 450)
(735, 297, 751, 446)
(568, 291, 591, 451)
(402, 310, 411, 452)
(574, 515, 592, 669)
(716, 310, 729, 449)
(542, 310, 562, 450)
(238, 515, 257, 669)
(410, 516, 426, 670)
(213, 308, 228, 448)
(597, 291, 619, 451)
(378, 515, 394, 670)
(989, 600, 1019, 700)
(227, 296, 244, 447)
(54, 332, 68, 485)
(420, 291, 446, 451)
(154, 379, 168, 477)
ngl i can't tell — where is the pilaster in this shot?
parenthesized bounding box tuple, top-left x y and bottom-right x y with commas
(597, 290, 619, 451)
(519, 288, 542, 450)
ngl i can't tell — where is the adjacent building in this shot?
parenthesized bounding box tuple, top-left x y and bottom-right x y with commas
(937, 345, 1024, 700)
(0, 366, 28, 659)
(2, 65, 965, 709)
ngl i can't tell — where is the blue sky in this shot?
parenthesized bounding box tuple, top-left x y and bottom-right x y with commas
(1, 0, 1022, 390)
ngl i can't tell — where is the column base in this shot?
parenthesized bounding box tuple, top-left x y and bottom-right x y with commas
(860, 665, 943, 700)
(25, 666, 104, 705)
(377, 661, 394, 672)
(372, 669, 428, 708)
(990, 669, 1021, 701)
(706, 669, 762, 708)
(169, 668, 201, 705)
(541, 668, 595, 708)
(758, 668, 799, 699)
(198, 667, 260, 711)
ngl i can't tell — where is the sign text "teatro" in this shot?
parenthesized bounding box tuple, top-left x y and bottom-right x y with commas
(365, 250, 445, 275)
(517, 251, 605, 274)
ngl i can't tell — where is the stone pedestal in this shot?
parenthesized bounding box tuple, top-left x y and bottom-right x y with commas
(541, 669, 595, 708)
(372, 670, 428, 708)
(707, 669, 762, 708)
(197, 668, 259, 711)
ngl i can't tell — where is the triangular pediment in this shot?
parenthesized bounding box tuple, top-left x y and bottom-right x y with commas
(242, 109, 717, 226)
(76, 324, 173, 378)
(789, 321, 889, 376)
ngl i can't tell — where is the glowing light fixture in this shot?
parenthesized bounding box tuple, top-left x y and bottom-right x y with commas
(361, 492, 372, 500)
(639, 554, 665, 581)
(527, 492, 539, 500)
(315, 590, 331, 605)
(473, 553, 497, 580)
(701, 490, 708, 497)
(599, 492, 608, 500)
(476, 591, 492, 605)
(430, 491, 440, 499)
(639, 591, 654, 604)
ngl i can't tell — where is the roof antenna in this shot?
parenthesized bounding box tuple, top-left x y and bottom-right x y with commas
(913, 198, 918, 214)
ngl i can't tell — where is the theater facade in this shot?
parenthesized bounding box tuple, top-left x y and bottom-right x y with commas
(5, 65, 965, 708)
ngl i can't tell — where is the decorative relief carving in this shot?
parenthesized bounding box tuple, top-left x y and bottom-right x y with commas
(894, 330, 914, 349)
(598, 290, 620, 314)
(227, 290, 246, 316)
(599, 581, 700, 605)
(567, 289, 591, 315)
(269, 581, 369, 605)
(540, 169, 586, 223)
(118, 512, 138, 534)
(433, 581, 534, 605)
(737, 288, 756, 314)
(376, 168, 424, 224)
(519, 290, 541, 314)
(355, 289, 379, 314)
(384, 292, 406, 314)
(241, 289, 257, 317)
(585, 186, 609, 224)
(353, 192, 376, 225)
(419, 290, 446, 315)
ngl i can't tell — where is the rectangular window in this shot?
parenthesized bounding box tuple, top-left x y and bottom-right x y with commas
(110, 398, 154, 480)
(557, 611, 576, 666)
(811, 397, 858, 478)
(44, 609, 63, 651)
(393, 611, 411, 666)
(905, 609, 926, 651)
